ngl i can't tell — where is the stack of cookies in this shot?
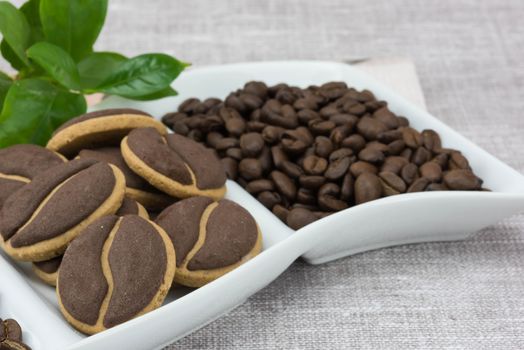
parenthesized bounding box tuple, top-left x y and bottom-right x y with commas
(0, 109, 262, 335)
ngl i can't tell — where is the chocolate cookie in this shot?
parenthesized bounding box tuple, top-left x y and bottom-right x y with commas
(78, 147, 173, 211)
(0, 159, 126, 262)
(121, 128, 227, 200)
(0, 144, 66, 209)
(155, 197, 262, 287)
(33, 255, 63, 286)
(57, 215, 176, 335)
(46, 109, 167, 157)
(32, 197, 148, 286)
(0, 318, 31, 350)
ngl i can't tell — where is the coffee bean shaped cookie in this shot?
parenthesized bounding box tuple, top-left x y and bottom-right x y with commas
(0, 159, 126, 262)
(47, 109, 167, 158)
(0, 144, 66, 209)
(78, 147, 173, 211)
(32, 197, 148, 286)
(57, 215, 176, 335)
(121, 128, 227, 200)
(155, 197, 262, 287)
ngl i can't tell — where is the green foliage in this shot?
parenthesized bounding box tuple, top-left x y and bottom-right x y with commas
(0, 0, 186, 147)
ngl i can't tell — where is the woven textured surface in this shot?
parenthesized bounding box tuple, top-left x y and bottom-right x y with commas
(3, 1, 524, 349)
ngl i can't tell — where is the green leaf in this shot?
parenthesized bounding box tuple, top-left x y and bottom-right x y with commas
(40, 0, 108, 61)
(129, 86, 178, 101)
(0, 72, 12, 110)
(78, 51, 127, 89)
(0, 79, 86, 147)
(20, 0, 44, 44)
(95, 54, 186, 98)
(27, 42, 81, 90)
(0, 1, 31, 67)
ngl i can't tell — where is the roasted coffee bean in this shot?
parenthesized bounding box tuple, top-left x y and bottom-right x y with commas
(378, 129, 402, 144)
(187, 129, 203, 142)
(244, 81, 268, 99)
(401, 163, 418, 185)
(381, 156, 409, 174)
(318, 194, 348, 211)
(246, 120, 266, 132)
(276, 88, 298, 105)
(407, 177, 430, 192)
(319, 104, 340, 118)
(420, 162, 442, 182)
(341, 134, 366, 152)
(388, 139, 405, 155)
(240, 132, 265, 157)
(426, 183, 448, 191)
(271, 146, 288, 167)
(272, 204, 290, 222)
(379, 171, 406, 196)
(373, 107, 399, 129)
(365, 100, 387, 112)
(443, 169, 482, 190)
(257, 191, 282, 209)
(303, 155, 328, 175)
(366, 141, 390, 154)
(245, 179, 275, 194)
(402, 127, 423, 148)
(286, 207, 318, 230)
(350, 161, 378, 177)
(340, 173, 355, 201)
(258, 146, 273, 173)
(280, 160, 304, 178)
(309, 119, 336, 135)
(329, 113, 358, 127)
(239, 93, 264, 110)
(357, 116, 388, 140)
(299, 175, 326, 190)
(355, 173, 382, 204)
(432, 153, 449, 169)
(422, 129, 442, 151)
(262, 125, 285, 144)
(329, 148, 354, 162)
(270, 171, 297, 200)
(330, 125, 351, 145)
(346, 103, 367, 116)
(225, 147, 243, 161)
(224, 117, 246, 137)
(325, 156, 351, 180)
(358, 147, 385, 164)
(215, 137, 239, 151)
(173, 120, 189, 135)
(178, 97, 200, 113)
(294, 97, 318, 110)
(297, 188, 317, 205)
(314, 136, 334, 158)
(250, 108, 262, 121)
(205, 131, 223, 149)
(400, 148, 413, 161)
(262, 101, 299, 129)
(297, 109, 321, 125)
(162, 112, 187, 128)
(397, 116, 410, 127)
(412, 147, 432, 166)
(238, 158, 263, 180)
(449, 151, 471, 170)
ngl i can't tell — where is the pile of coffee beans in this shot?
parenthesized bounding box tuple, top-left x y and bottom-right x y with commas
(162, 81, 485, 230)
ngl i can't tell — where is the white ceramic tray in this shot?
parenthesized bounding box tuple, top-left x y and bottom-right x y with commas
(1, 61, 524, 350)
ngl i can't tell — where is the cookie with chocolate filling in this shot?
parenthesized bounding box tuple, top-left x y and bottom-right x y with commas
(0, 144, 66, 209)
(46, 109, 167, 157)
(121, 128, 227, 200)
(32, 197, 148, 286)
(0, 159, 125, 262)
(78, 147, 173, 211)
(57, 215, 176, 335)
(155, 197, 262, 287)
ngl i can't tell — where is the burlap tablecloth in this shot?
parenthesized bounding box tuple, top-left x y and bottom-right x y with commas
(2, 1, 523, 349)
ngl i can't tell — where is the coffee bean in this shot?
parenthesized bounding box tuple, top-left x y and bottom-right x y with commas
(388, 139, 406, 155)
(226, 94, 248, 115)
(314, 136, 334, 158)
(240, 93, 264, 110)
(400, 148, 413, 161)
(329, 148, 354, 162)
(294, 97, 318, 110)
(449, 151, 471, 170)
(245, 179, 275, 194)
(215, 137, 239, 151)
(378, 129, 402, 144)
(443, 169, 482, 190)
(379, 171, 406, 196)
(400, 163, 418, 185)
(280, 160, 304, 178)
(271, 146, 288, 167)
(420, 162, 442, 182)
(325, 157, 351, 180)
(173, 120, 189, 135)
(258, 146, 273, 173)
(178, 98, 200, 113)
(341, 134, 366, 152)
(320, 104, 340, 118)
(422, 129, 442, 151)
(221, 157, 238, 180)
(381, 156, 409, 174)
(330, 125, 351, 144)
(244, 81, 268, 99)
(187, 129, 203, 142)
(402, 127, 423, 148)
(272, 204, 290, 222)
(270, 170, 297, 200)
(162, 112, 187, 129)
(309, 119, 336, 135)
(286, 207, 318, 230)
(318, 194, 348, 211)
(246, 120, 266, 132)
(240, 132, 264, 157)
(297, 109, 321, 125)
(373, 107, 399, 129)
(426, 183, 448, 191)
(340, 173, 355, 201)
(397, 116, 410, 127)
(239, 158, 263, 180)
(407, 177, 430, 192)
(225, 117, 246, 137)
(257, 191, 282, 209)
(226, 147, 243, 160)
(329, 113, 358, 127)
(355, 173, 382, 204)
(297, 188, 317, 205)
(303, 155, 328, 175)
(432, 153, 449, 169)
(299, 175, 326, 190)
(412, 147, 432, 166)
(357, 116, 388, 140)
(350, 161, 378, 177)
(262, 125, 285, 144)
(205, 131, 223, 149)
(358, 147, 385, 164)
(276, 89, 297, 105)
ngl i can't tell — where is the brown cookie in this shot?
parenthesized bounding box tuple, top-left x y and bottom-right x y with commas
(121, 128, 227, 200)
(155, 197, 262, 287)
(0, 159, 126, 262)
(46, 109, 167, 157)
(78, 147, 173, 211)
(57, 215, 176, 335)
(0, 144, 66, 209)
(115, 196, 149, 218)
